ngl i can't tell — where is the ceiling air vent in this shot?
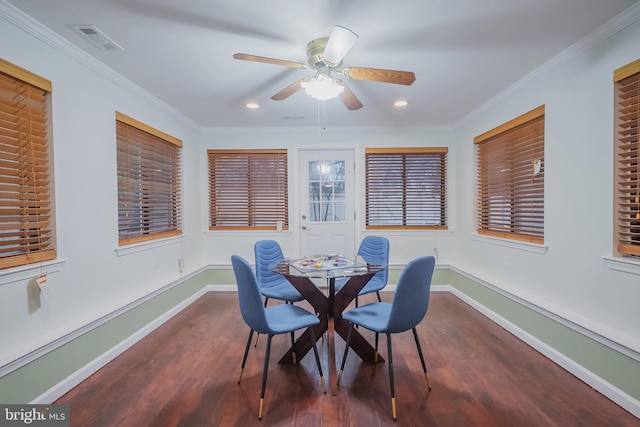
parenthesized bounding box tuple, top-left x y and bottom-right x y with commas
(67, 25, 124, 51)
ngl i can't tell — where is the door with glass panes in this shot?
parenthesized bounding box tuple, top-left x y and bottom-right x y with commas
(299, 149, 355, 258)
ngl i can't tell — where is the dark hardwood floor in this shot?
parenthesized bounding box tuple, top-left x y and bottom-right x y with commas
(56, 291, 639, 427)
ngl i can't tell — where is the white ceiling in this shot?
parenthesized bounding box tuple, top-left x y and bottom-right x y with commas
(6, 0, 638, 129)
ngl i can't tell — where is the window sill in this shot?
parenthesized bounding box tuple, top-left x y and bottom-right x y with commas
(0, 258, 67, 286)
(115, 234, 187, 257)
(602, 256, 640, 275)
(205, 230, 292, 237)
(471, 234, 548, 255)
(362, 229, 453, 237)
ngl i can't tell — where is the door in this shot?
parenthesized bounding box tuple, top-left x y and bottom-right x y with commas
(299, 149, 355, 258)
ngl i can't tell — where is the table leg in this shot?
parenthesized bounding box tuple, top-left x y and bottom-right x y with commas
(327, 317, 337, 395)
(277, 270, 385, 395)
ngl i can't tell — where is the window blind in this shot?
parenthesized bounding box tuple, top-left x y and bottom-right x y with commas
(116, 112, 182, 245)
(474, 106, 545, 244)
(208, 150, 288, 230)
(0, 59, 56, 269)
(365, 147, 447, 230)
(614, 58, 640, 257)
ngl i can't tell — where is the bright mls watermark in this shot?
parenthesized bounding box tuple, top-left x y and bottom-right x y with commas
(0, 405, 69, 426)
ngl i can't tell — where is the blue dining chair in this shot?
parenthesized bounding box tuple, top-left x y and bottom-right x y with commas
(335, 236, 389, 306)
(337, 255, 435, 421)
(254, 240, 304, 304)
(254, 240, 305, 354)
(231, 255, 326, 420)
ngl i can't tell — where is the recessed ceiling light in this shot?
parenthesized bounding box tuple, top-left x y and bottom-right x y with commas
(394, 100, 408, 107)
(246, 102, 259, 109)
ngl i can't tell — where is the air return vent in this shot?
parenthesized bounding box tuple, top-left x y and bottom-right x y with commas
(67, 25, 124, 51)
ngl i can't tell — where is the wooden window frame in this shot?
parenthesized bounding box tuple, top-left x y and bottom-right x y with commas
(0, 59, 56, 270)
(116, 112, 182, 245)
(208, 149, 289, 231)
(474, 105, 545, 244)
(614, 58, 640, 257)
(365, 147, 448, 230)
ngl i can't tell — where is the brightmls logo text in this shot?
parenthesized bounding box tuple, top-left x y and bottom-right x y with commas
(0, 405, 69, 426)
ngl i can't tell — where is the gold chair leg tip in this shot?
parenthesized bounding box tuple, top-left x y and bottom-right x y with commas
(258, 398, 264, 419)
(391, 397, 397, 421)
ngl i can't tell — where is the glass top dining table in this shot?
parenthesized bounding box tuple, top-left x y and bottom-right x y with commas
(271, 255, 387, 395)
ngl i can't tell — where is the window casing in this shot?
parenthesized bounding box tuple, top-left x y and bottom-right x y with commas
(614, 58, 640, 257)
(365, 147, 447, 230)
(116, 112, 182, 245)
(474, 106, 545, 244)
(0, 59, 56, 269)
(208, 150, 288, 230)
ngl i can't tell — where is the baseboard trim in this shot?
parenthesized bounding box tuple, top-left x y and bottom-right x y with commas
(27, 280, 640, 420)
(445, 285, 640, 419)
(31, 286, 211, 404)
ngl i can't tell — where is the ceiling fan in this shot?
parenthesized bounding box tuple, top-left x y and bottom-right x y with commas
(233, 25, 416, 111)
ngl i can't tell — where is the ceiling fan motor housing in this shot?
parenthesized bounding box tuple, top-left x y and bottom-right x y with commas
(306, 37, 339, 70)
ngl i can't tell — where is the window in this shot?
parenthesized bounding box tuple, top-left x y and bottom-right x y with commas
(308, 160, 345, 222)
(208, 150, 288, 230)
(474, 105, 545, 244)
(116, 112, 182, 245)
(0, 59, 56, 270)
(614, 58, 640, 257)
(365, 147, 447, 230)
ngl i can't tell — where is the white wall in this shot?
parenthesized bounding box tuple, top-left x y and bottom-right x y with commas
(199, 126, 457, 266)
(0, 12, 204, 366)
(451, 17, 640, 352)
(2, 0, 639, 376)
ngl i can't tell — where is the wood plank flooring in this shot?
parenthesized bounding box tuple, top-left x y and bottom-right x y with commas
(55, 292, 639, 426)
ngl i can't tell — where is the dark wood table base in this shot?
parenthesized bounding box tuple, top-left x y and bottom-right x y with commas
(277, 272, 385, 395)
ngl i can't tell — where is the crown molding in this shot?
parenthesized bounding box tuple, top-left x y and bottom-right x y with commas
(456, 1, 640, 128)
(0, 0, 198, 129)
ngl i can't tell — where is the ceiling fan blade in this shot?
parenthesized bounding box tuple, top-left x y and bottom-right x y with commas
(337, 81, 363, 110)
(271, 78, 310, 100)
(323, 25, 358, 66)
(233, 53, 309, 69)
(342, 67, 416, 85)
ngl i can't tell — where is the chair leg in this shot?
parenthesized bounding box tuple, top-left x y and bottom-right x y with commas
(254, 297, 271, 347)
(291, 331, 297, 365)
(337, 324, 353, 386)
(309, 328, 327, 393)
(412, 327, 431, 390)
(386, 333, 397, 421)
(374, 332, 379, 363)
(258, 335, 273, 420)
(376, 291, 382, 302)
(238, 329, 254, 383)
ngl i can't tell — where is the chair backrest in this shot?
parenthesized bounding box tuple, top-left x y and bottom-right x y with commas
(357, 236, 389, 284)
(386, 256, 436, 333)
(254, 240, 288, 289)
(231, 255, 270, 334)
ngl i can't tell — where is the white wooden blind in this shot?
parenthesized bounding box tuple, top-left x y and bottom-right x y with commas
(365, 147, 447, 230)
(116, 112, 182, 245)
(208, 150, 288, 230)
(0, 59, 56, 269)
(475, 106, 545, 244)
(614, 58, 640, 257)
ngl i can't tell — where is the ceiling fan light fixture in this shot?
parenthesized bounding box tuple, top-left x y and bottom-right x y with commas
(323, 25, 358, 66)
(301, 75, 345, 101)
